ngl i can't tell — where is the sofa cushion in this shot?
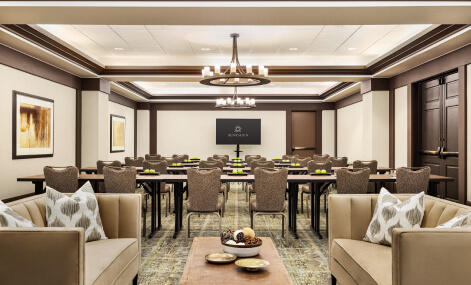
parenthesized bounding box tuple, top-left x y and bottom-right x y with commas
(85, 238, 139, 285)
(0, 200, 36, 228)
(332, 239, 392, 285)
(436, 210, 471, 228)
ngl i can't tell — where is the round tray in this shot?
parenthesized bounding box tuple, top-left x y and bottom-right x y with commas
(235, 259, 269, 271)
(205, 253, 237, 264)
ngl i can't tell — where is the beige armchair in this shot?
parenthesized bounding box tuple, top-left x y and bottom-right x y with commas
(329, 194, 471, 285)
(0, 193, 141, 285)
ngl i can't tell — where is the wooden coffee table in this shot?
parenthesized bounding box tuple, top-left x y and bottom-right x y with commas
(180, 237, 293, 285)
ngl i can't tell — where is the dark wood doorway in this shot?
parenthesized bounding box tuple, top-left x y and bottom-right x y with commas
(291, 111, 316, 157)
(418, 72, 459, 201)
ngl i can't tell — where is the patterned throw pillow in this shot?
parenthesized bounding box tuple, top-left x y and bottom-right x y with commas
(46, 181, 107, 242)
(0, 200, 36, 228)
(364, 188, 425, 246)
(436, 211, 471, 228)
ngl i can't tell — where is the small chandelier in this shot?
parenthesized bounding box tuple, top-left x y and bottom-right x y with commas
(200, 33, 270, 87)
(215, 87, 256, 109)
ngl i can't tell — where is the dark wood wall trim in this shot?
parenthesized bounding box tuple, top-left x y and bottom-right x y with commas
(320, 82, 356, 99)
(322, 102, 335, 110)
(458, 65, 467, 203)
(109, 91, 137, 109)
(134, 109, 137, 157)
(406, 83, 420, 167)
(334, 92, 362, 109)
(115, 82, 152, 99)
(150, 104, 158, 154)
(0, 44, 81, 89)
(150, 94, 321, 100)
(137, 102, 151, 110)
(76, 89, 82, 168)
(81, 78, 110, 94)
(389, 89, 395, 168)
(360, 78, 389, 94)
(286, 110, 292, 155)
(334, 110, 337, 157)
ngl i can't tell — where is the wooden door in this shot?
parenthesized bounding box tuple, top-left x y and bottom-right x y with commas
(291, 111, 316, 157)
(418, 72, 459, 201)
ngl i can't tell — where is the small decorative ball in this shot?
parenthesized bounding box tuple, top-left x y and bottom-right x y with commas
(242, 228, 255, 239)
(225, 240, 237, 245)
(220, 229, 233, 242)
(236, 242, 245, 246)
(233, 230, 245, 243)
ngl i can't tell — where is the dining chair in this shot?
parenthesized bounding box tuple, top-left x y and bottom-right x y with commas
(396, 166, 431, 193)
(282, 154, 298, 160)
(172, 155, 186, 163)
(213, 154, 230, 161)
(245, 154, 261, 162)
(208, 156, 228, 165)
(143, 160, 171, 216)
(247, 160, 276, 203)
(145, 154, 161, 161)
(246, 156, 266, 166)
(43, 166, 79, 193)
(292, 156, 312, 167)
(352, 160, 378, 193)
(165, 157, 179, 165)
(185, 168, 223, 246)
(301, 161, 333, 217)
(312, 154, 330, 162)
(336, 168, 370, 194)
(199, 160, 227, 207)
(125, 157, 144, 167)
(250, 167, 289, 245)
(328, 157, 348, 167)
(96, 160, 121, 193)
(103, 166, 149, 236)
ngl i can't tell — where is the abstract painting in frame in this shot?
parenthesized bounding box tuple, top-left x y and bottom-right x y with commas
(110, 114, 125, 153)
(12, 91, 54, 159)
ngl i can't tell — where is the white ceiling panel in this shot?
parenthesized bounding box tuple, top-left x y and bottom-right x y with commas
(336, 25, 396, 54)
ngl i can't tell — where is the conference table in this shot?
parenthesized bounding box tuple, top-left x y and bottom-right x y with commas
(17, 172, 452, 240)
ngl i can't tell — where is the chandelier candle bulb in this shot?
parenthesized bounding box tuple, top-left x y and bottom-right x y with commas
(234, 78, 239, 82)
(210, 71, 214, 76)
(246, 98, 250, 104)
(246, 65, 252, 74)
(215, 65, 221, 74)
(258, 65, 264, 75)
(230, 63, 236, 74)
(202, 70, 205, 77)
(251, 99, 255, 105)
(264, 68, 269, 77)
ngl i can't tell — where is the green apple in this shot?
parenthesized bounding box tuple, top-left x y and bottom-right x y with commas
(144, 169, 150, 173)
(232, 169, 238, 174)
(192, 157, 198, 159)
(177, 163, 181, 166)
(237, 169, 243, 174)
(321, 169, 327, 174)
(172, 163, 176, 166)
(275, 157, 280, 160)
(315, 169, 321, 174)
(296, 163, 301, 167)
(150, 169, 155, 174)
(291, 163, 295, 167)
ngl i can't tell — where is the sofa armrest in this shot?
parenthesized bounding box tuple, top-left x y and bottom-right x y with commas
(392, 228, 471, 285)
(0, 227, 85, 285)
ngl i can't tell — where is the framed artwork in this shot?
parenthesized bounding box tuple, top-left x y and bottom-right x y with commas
(110, 114, 125, 153)
(12, 91, 54, 159)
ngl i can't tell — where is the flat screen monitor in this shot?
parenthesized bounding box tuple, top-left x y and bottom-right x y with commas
(216, 118, 261, 145)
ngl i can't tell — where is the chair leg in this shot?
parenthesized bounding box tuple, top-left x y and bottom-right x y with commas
(306, 194, 310, 218)
(185, 213, 192, 246)
(331, 274, 337, 285)
(300, 192, 304, 213)
(133, 274, 138, 285)
(284, 213, 289, 246)
(324, 193, 327, 214)
(281, 214, 285, 237)
(217, 212, 221, 235)
(142, 210, 146, 237)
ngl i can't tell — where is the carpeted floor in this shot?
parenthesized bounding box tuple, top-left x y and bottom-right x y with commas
(138, 183, 331, 285)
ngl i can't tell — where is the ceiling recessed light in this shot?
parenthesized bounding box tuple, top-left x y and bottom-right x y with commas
(347, 47, 356, 51)
(114, 47, 124, 51)
(289, 47, 298, 51)
(201, 48, 211, 51)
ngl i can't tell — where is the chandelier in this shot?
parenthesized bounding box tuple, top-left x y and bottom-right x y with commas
(215, 87, 256, 109)
(200, 33, 270, 87)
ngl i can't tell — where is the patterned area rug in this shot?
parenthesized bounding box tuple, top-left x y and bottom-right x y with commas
(139, 183, 331, 285)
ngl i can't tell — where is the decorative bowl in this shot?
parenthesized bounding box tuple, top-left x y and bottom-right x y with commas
(221, 241, 262, 257)
(235, 259, 270, 271)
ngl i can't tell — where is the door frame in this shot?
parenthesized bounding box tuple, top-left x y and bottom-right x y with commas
(409, 68, 467, 204)
(286, 110, 322, 156)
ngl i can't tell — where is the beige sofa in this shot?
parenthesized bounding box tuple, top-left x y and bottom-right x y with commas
(329, 194, 471, 285)
(0, 193, 141, 285)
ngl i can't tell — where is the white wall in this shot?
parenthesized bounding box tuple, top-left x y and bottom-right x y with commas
(137, 110, 150, 157)
(157, 110, 286, 159)
(337, 102, 363, 162)
(363, 91, 389, 167)
(322, 110, 335, 156)
(108, 102, 135, 161)
(395, 86, 408, 168)
(0, 64, 76, 199)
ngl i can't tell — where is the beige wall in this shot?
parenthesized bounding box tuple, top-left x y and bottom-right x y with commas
(395, 86, 408, 168)
(137, 110, 150, 157)
(108, 101, 135, 161)
(467, 64, 471, 202)
(337, 102, 363, 162)
(156, 110, 286, 159)
(0, 64, 76, 199)
(322, 110, 335, 156)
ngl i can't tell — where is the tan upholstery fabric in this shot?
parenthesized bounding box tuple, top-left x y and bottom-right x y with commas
(312, 154, 330, 161)
(251, 199, 286, 212)
(396, 167, 431, 194)
(336, 168, 370, 194)
(199, 160, 224, 170)
(124, 157, 144, 167)
(328, 157, 348, 167)
(213, 154, 229, 161)
(97, 161, 121, 193)
(250, 160, 275, 174)
(43, 166, 79, 193)
(145, 154, 161, 161)
(352, 160, 378, 192)
(187, 168, 222, 212)
(292, 157, 312, 166)
(329, 194, 471, 285)
(103, 166, 137, 194)
(2, 193, 141, 285)
(282, 154, 298, 160)
(143, 160, 168, 191)
(245, 154, 261, 162)
(253, 168, 288, 212)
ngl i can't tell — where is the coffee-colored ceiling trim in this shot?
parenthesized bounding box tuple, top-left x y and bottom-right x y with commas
(319, 82, 356, 99)
(114, 82, 152, 99)
(149, 94, 321, 100)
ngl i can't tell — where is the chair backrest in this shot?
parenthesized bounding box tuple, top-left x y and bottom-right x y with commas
(187, 168, 222, 212)
(125, 157, 144, 167)
(312, 154, 330, 162)
(103, 166, 137, 193)
(43, 166, 79, 193)
(247, 156, 266, 166)
(253, 168, 288, 212)
(282, 154, 298, 160)
(172, 155, 187, 163)
(213, 154, 230, 161)
(165, 157, 179, 165)
(352, 160, 378, 174)
(250, 160, 275, 174)
(97, 160, 121, 174)
(199, 160, 224, 170)
(145, 154, 161, 161)
(245, 154, 261, 161)
(292, 156, 312, 166)
(336, 168, 370, 194)
(396, 166, 431, 193)
(307, 161, 332, 173)
(208, 156, 228, 164)
(328, 157, 348, 167)
(143, 160, 168, 174)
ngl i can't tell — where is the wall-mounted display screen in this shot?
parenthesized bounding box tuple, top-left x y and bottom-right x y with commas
(216, 118, 261, 145)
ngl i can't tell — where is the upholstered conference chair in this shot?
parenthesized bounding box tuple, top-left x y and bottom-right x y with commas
(143, 160, 171, 216)
(145, 154, 161, 161)
(247, 160, 275, 203)
(301, 161, 332, 217)
(213, 154, 230, 161)
(96, 160, 121, 192)
(353, 160, 378, 193)
(208, 156, 228, 165)
(199, 160, 227, 207)
(251, 167, 289, 245)
(336, 168, 370, 194)
(292, 156, 311, 167)
(246, 156, 266, 166)
(282, 154, 298, 161)
(396, 166, 431, 194)
(103, 166, 148, 236)
(328, 157, 348, 167)
(185, 168, 223, 246)
(172, 155, 187, 163)
(245, 154, 261, 162)
(312, 154, 330, 162)
(125, 157, 144, 167)
(43, 166, 79, 193)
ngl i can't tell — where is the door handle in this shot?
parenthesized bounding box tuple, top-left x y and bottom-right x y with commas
(420, 147, 441, 156)
(292, 146, 316, 150)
